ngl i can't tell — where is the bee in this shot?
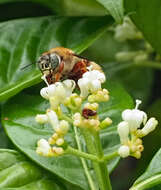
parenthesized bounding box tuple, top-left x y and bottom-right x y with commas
(37, 47, 102, 84)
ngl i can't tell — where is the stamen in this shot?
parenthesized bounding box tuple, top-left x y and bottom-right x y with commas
(41, 75, 49, 86)
(135, 99, 142, 109)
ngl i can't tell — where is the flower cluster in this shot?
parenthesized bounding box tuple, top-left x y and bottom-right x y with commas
(36, 109, 69, 156)
(114, 16, 156, 64)
(114, 16, 142, 42)
(36, 68, 158, 160)
(117, 100, 158, 158)
(36, 69, 112, 157)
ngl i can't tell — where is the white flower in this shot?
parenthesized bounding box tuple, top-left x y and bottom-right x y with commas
(122, 99, 147, 132)
(140, 117, 158, 136)
(117, 121, 129, 144)
(118, 145, 130, 158)
(78, 70, 106, 98)
(40, 80, 75, 107)
(36, 139, 51, 156)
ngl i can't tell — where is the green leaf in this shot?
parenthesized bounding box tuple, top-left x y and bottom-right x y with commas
(130, 148, 161, 190)
(96, 0, 124, 23)
(125, 0, 161, 55)
(0, 126, 11, 148)
(0, 0, 107, 16)
(2, 81, 133, 190)
(0, 16, 112, 102)
(0, 149, 62, 190)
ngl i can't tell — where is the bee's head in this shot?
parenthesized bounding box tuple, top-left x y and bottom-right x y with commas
(37, 53, 61, 74)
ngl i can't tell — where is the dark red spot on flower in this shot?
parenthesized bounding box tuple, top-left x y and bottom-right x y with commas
(82, 108, 97, 119)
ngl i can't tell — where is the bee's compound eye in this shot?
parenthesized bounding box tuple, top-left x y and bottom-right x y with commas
(50, 53, 60, 70)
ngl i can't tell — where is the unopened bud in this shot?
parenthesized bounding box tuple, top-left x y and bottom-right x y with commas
(35, 114, 48, 124)
(56, 138, 64, 146)
(100, 117, 112, 129)
(118, 145, 130, 158)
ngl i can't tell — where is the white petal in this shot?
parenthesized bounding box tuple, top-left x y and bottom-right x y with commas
(118, 145, 130, 158)
(63, 80, 76, 91)
(78, 78, 90, 98)
(90, 80, 101, 92)
(97, 73, 106, 83)
(47, 84, 56, 97)
(122, 109, 145, 132)
(40, 87, 49, 99)
(46, 109, 59, 130)
(37, 139, 50, 155)
(141, 117, 158, 136)
(117, 121, 129, 144)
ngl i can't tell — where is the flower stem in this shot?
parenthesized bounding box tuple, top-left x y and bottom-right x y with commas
(133, 60, 161, 70)
(93, 131, 112, 190)
(61, 114, 73, 123)
(73, 127, 96, 190)
(103, 151, 119, 162)
(66, 146, 100, 162)
(82, 129, 112, 190)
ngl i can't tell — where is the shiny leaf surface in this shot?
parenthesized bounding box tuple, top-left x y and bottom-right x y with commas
(0, 149, 62, 190)
(0, 16, 112, 102)
(130, 149, 161, 190)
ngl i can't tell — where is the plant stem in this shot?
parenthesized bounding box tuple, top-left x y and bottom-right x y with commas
(103, 151, 119, 162)
(94, 132, 112, 190)
(82, 129, 112, 190)
(66, 146, 99, 162)
(74, 127, 96, 190)
(61, 114, 73, 123)
(133, 60, 161, 70)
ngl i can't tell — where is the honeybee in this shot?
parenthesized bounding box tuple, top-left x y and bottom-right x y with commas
(37, 47, 102, 84)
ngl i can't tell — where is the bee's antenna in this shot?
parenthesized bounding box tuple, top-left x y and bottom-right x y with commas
(21, 63, 35, 70)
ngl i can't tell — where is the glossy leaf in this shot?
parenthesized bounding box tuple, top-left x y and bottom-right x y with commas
(130, 148, 161, 190)
(125, 0, 161, 55)
(2, 81, 133, 190)
(0, 16, 112, 102)
(0, 149, 62, 190)
(96, 0, 124, 23)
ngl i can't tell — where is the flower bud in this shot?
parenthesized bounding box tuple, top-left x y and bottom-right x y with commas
(56, 138, 64, 146)
(53, 147, 64, 155)
(84, 103, 99, 111)
(118, 145, 130, 158)
(35, 114, 48, 124)
(100, 117, 112, 129)
(59, 120, 69, 134)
